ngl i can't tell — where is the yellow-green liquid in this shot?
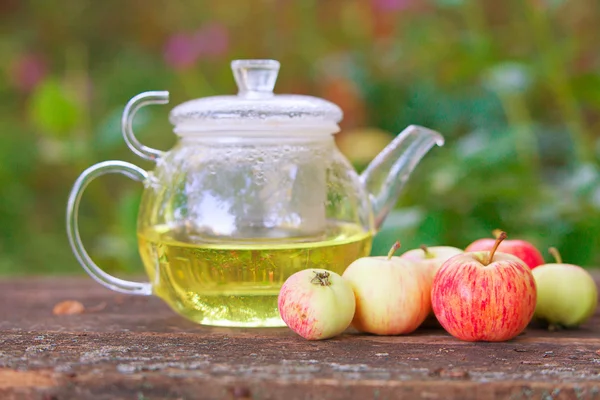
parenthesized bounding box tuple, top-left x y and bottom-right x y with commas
(138, 223, 372, 327)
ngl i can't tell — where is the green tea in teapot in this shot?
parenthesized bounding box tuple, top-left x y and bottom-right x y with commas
(137, 222, 372, 327)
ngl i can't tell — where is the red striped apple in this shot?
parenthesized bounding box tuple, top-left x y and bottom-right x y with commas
(278, 269, 355, 340)
(465, 230, 544, 269)
(532, 248, 598, 330)
(432, 232, 537, 342)
(342, 242, 431, 335)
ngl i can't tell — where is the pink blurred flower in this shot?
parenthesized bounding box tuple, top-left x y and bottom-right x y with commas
(163, 33, 199, 71)
(163, 23, 229, 70)
(373, 0, 412, 11)
(11, 53, 47, 92)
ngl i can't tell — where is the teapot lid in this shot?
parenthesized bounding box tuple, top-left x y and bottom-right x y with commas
(169, 60, 343, 134)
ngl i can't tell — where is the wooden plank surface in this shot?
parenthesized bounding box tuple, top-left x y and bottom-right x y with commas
(0, 273, 599, 400)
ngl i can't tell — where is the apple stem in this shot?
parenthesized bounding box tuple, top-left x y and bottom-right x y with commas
(310, 271, 331, 286)
(492, 229, 503, 239)
(420, 245, 435, 259)
(485, 231, 507, 265)
(387, 241, 401, 260)
(548, 247, 562, 264)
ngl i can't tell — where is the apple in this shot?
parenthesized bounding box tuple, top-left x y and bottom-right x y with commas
(400, 245, 464, 280)
(278, 268, 355, 340)
(432, 232, 537, 342)
(465, 229, 545, 269)
(342, 241, 431, 335)
(532, 247, 598, 330)
(400, 245, 464, 327)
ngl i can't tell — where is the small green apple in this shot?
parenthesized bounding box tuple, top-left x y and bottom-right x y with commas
(532, 248, 598, 330)
(278, 269, 356, 340)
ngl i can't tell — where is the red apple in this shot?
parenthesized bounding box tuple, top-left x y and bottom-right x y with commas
(432, 232, 537, 342)
(465, 230, 544, 269)
(342, 242, 431, 335)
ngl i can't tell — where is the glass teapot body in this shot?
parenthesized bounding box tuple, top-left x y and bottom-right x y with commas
(134, 133, 373, 326)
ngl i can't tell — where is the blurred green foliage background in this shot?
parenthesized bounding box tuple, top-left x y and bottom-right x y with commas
(1, 0, 599, 276)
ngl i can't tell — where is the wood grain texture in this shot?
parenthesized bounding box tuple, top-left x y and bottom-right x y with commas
(0, 274, 599, 400)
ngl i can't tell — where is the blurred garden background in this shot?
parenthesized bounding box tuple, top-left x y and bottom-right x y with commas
(1, 0, 599, 275)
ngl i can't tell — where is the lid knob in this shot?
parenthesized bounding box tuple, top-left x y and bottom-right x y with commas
(231, 59, 280, 98)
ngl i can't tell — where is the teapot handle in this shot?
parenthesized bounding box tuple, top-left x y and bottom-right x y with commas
(66, 160, 152, 295)
(122, 91, 169, 161)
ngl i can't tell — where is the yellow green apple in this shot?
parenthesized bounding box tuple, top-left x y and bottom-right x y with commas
(532, 248, 598, 330)
(342, 242, 431, 335)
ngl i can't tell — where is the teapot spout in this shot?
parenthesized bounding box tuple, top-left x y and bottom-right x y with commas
(360, 125, 444, 229)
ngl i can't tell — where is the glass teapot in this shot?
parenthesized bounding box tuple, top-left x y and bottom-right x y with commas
(66, 59, 444, 327)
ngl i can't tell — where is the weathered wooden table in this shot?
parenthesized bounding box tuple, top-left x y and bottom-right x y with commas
(0, 274, 599, 400)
